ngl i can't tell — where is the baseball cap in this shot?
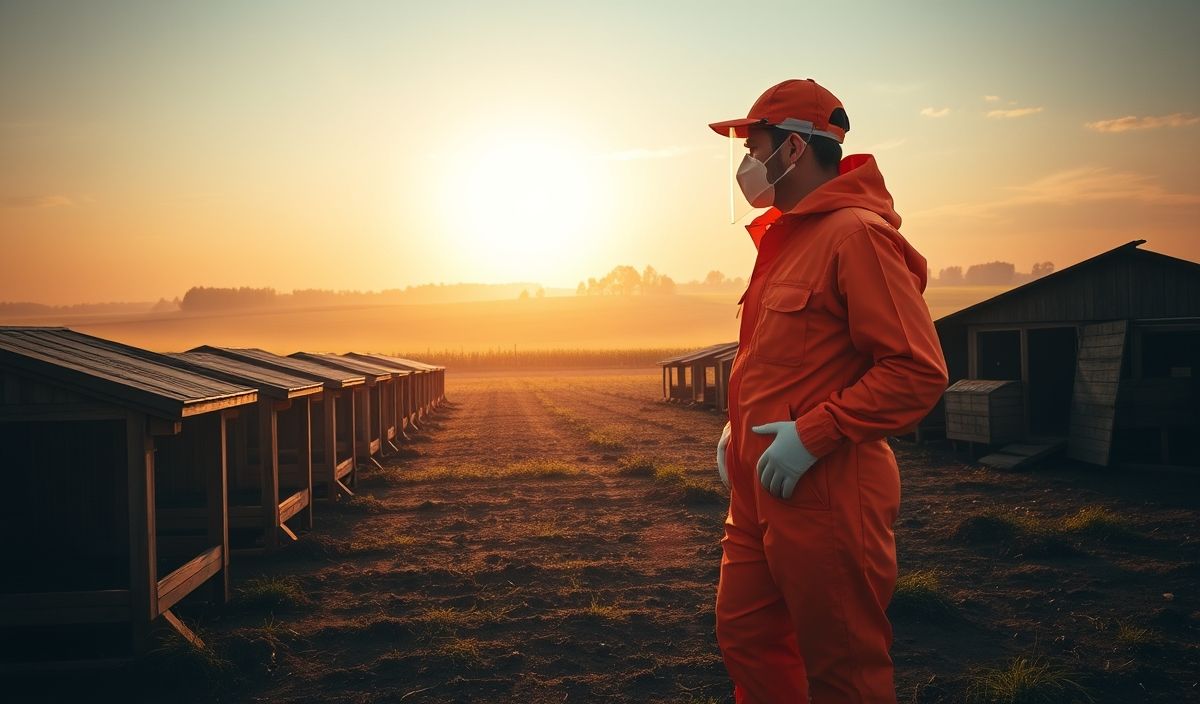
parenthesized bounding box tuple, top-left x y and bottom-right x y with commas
(709, 78, 848, 143)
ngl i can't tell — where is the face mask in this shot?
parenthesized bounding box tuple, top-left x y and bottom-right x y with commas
(735, 134, 807, 208)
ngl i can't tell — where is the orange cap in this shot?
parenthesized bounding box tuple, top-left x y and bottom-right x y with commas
(709, 78, 847, 143)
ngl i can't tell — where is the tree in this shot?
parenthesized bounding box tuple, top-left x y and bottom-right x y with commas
(576, 282, 586, 296)
(704, 270, 727, 287)
(938, 266, 963, 285)
(518, 289, 529, 300)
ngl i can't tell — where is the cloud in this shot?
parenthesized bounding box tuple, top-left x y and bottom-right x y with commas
(1085, 113, 1200, 133)
(987, 107, 1044, 119)
(599, 146, 699, 161)
(920, 107, 950, 118)
(910, 166, 1200, 219)
(2, 194, 74, 209)
(983, 95, 1001, 102)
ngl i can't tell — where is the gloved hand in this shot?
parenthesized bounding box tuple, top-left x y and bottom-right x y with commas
(716, 421, 731, 488)
(751, 420, 817, 499)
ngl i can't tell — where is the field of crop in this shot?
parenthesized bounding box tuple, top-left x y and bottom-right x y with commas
(10, 370, 1198, 703)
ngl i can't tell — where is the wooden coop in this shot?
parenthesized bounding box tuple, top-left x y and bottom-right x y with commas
(658, 342, 737, 407)
(944, 379, 1024, 447)
(166, 352, 322, 551)
(0, 327, 257, 664)
(345, 352, 446, 424)
(190, 347, 364, 501)
(714, 345, 739, 413)
(924, 240, 1200, 469)
(338, 354, 417, 438)
(293, 352, 400, 466)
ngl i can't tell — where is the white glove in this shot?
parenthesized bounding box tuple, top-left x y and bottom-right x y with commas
(716, 421, 731, 488)
(751, 420, 817, 499)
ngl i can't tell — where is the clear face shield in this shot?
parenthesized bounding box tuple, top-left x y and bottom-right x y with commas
(723, 119, 823, 224)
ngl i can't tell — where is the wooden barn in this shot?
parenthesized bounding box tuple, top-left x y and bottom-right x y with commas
(292, 352, 402, 464)
(925, 239, 1200, 469)
(0, 327, 257, 663)
(344, 353, 445, 424)
(658, 342, 738, 407)
(190, 347, 365, 500)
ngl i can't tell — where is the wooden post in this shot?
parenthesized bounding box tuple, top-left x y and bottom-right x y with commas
(208, 412, 231, 604)
(299, 396, 313, 529)
(323, 391, 338, 500)
(127, 411, 157, 653)
(257, 398, 279, 550)
(347, 390, 358, 488)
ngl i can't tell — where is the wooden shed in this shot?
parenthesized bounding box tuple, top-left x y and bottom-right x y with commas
(925, 240, 1200, 468)
(0, 327, 257, 663)
(658, 342, 738, 407)
(190, 347, 364, 500)
(292, 352, 400, 465)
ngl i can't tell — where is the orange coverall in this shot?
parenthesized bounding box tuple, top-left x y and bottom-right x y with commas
(717, 154, 949, 703)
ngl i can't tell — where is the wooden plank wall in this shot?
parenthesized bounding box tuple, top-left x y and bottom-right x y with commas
(1067, 320, 1127, 465)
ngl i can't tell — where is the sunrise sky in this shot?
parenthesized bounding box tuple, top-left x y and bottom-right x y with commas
(2, 0, 1198, 305)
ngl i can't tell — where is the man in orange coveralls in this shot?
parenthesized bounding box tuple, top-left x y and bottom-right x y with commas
(708, 79, 949, 703)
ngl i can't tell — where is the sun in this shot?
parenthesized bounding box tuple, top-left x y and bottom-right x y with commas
(445, 135, 598, 282)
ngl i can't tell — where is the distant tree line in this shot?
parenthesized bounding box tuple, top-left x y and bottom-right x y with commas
(177, 282, 542, 313)
(574, 266, 747, 297)
(928, 260, 1054, 287)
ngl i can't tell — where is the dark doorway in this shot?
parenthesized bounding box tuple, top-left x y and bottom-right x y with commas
(976, 330, 1021, 380)
(1027, 327, 1077, 435)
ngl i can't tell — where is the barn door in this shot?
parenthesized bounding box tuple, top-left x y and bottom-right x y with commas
(1067, 320, 1127, 466)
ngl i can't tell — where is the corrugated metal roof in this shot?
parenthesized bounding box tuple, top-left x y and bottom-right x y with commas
(344, 352, 443, 372)
(658, 341, 738, 366)
(170, 352, 324, 399)
(0, 327, 257, 418)
(188, 346, 365, 389)
(291, 351, 397, 380)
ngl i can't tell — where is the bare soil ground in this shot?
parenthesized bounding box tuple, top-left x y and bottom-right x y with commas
(9, 370, 1199, 703)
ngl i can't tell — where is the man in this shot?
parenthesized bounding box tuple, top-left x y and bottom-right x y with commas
(708, 79, 949, 703)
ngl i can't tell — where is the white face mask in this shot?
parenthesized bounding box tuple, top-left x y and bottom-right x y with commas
(735, 134, 806, 208)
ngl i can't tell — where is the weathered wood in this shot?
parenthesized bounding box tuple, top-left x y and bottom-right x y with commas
(1067, 321, 1127, 465)
(156, 545, 222, 613)
(258, 398, 280, 551)
(126, 411, 157, 652)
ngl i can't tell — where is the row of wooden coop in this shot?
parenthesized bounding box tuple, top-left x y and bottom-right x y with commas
(0, 326, 446, 667)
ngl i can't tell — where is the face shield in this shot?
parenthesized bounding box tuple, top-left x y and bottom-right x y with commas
(722, 118, 828, 224)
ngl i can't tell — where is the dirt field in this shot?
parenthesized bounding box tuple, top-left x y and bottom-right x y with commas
(10, 370, 1199, 703)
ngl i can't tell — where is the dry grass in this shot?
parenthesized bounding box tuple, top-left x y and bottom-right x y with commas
(398, 459, 581, 482)
(965, 655, 1093, 703)
(617, 454, 725, 505)
(236, 575, 309, 610)
(582, 596, 630, 621)
(1059, 506, 1135, 539)
(587, 429, 627, 450)
(889, 569, 957, 622)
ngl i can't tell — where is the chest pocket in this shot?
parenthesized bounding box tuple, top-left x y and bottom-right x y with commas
(752, 282, 813, 366)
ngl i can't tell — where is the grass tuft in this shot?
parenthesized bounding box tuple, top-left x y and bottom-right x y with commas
(888, 569, 957, 621)
(1059, 506, 1135, 539)
(236, 575, 309, 610)
(965, 655, 1093, 703)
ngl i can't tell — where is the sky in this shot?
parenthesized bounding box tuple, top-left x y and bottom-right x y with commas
(2, 0, 1199, 305)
